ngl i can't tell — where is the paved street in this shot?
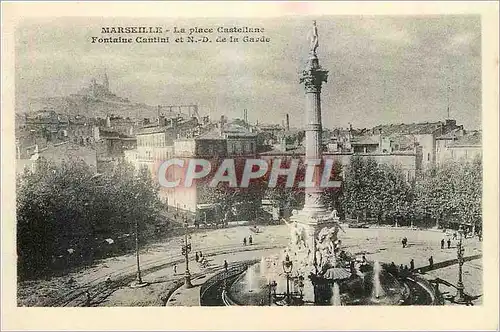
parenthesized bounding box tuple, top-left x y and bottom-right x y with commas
(17, 225, 482, 307)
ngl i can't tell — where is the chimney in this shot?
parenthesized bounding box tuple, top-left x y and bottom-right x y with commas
(219, 120, 224, 136)
(445, 119, 457, 131)
(379, 128, 383, 152)
(159, 115, 166, 126)
(173, 118, 178, 129)
(286, 114, 290, 131)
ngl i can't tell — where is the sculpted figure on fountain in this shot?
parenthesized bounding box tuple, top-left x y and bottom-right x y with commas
(283, 213, 315, 275)
(315, 211, 344, 272)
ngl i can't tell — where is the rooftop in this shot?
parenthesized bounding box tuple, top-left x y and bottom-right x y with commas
(448, 131, 482, 147)
(351, 135, 380, 145)
(259, 146, 305, 156)
(100, 129, 135, 139)
(371, 121, 445, 135)
(136, 125, 168, 135)
(194, 130, 225, 140)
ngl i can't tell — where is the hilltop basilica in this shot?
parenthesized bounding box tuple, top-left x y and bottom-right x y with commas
(74, 71, 129, 103)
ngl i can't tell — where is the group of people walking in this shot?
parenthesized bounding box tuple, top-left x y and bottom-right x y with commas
(441, 238, 453, 249)
(195, 251, 209, 267)
(386, 255, 435, 279)
(243, 235, 253, 246)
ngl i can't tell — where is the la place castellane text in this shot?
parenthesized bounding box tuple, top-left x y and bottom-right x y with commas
(93, 26, 270, 44)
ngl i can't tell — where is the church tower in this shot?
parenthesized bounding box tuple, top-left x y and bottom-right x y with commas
(103, 70, 109, 92)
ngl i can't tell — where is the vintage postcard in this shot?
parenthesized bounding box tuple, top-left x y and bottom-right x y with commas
(1, 1, 499, 331)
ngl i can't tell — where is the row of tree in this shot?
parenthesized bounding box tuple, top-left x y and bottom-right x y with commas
(336, 155, 482, 231)
(197, 155, 482, 232)
(17, 159, 164, 279)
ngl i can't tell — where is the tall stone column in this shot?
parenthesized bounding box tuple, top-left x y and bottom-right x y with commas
(300, 50, 328, 217)
(287, 21, 340, 304)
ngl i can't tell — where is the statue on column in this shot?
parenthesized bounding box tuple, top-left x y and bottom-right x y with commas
(310, 20, 319, 54)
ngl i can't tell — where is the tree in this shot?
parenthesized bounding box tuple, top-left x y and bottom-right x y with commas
(342, 156, 379, 221)
(376, 164, 412, 225)
(342, 156, 412, 224)
(413, 157, 482, 231)
(454, 157, 482, 233)
(320, 159, 344, 217)
(16, 159, 164, 280)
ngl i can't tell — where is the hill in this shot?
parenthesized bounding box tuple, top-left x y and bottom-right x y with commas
(16, 95, 159, 119)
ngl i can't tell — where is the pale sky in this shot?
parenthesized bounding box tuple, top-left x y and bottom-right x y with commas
(15, 16, 481, 129)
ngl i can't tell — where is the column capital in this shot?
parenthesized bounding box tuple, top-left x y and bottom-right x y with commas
(300, 68, 328, 93)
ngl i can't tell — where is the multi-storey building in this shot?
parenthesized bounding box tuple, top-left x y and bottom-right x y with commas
(436, 130, 482, 165)
(97, 129, 137, 172)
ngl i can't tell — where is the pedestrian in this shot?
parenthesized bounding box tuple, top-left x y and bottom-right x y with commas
(224, 260, 228, 271)
(243, 237, 247, 246)
(428, 256, 434, 269)
(404, 237, 408, 248)
(195, 252, 199, 262)
(174, 264, 177, 275)
(453, 232, 457, 240)
(105, 276, 112, 285)
(447, 238, 451, 249)
(410, 259, 415, 271)
(399, 264, 404, 272)
(441, 238, 445, 249)
(85, 290, 91, 307)
(389, 262, 397, 276)
(249, 235, 253, 245)
(401, 238, 405, 248)
(362, 255, 367, 264)
(350, 260, 356, 275)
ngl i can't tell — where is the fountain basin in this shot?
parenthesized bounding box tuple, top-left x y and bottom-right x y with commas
(200, 260, 442, 306)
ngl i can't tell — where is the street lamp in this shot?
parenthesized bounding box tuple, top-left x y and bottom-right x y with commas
(130, 192, 148, 288)
(282, 254, 293, 305)
(456, 224, 466, 302)
(182, 216, 193, 288)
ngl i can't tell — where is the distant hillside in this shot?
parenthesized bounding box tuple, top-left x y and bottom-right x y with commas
(16, 95, 159, 119)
